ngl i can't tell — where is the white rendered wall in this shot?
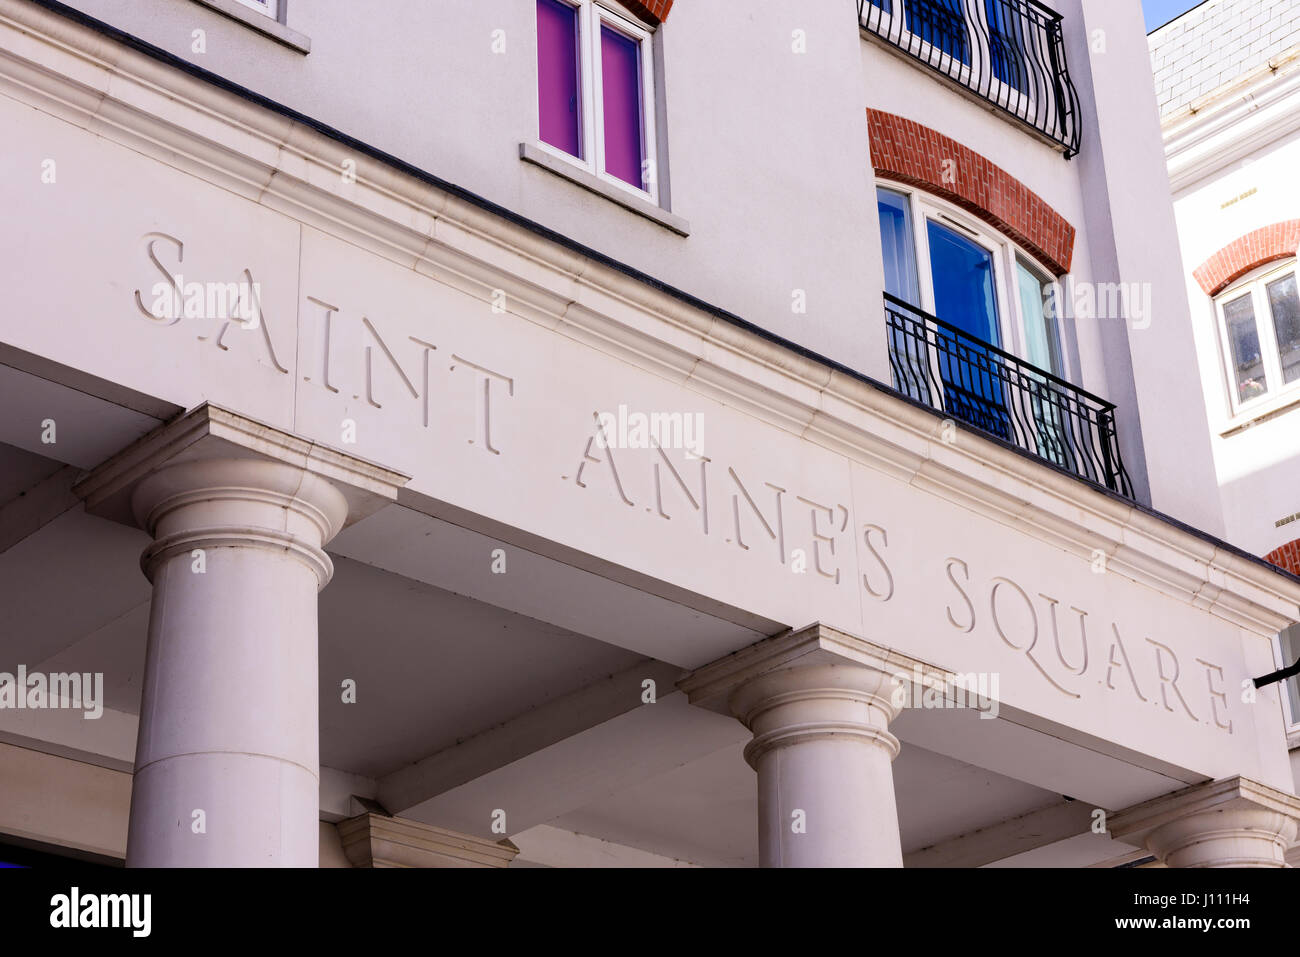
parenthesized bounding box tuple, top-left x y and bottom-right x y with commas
(56, 0, 887, 380)
(1172, 126, 1300, 557)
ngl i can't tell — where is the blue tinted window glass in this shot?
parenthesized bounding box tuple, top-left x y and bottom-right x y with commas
(928, 220, 999, 345)
(927, 220, 1007, 436)
(986, 0, 1026, 91)
(907, 0, 970, 64)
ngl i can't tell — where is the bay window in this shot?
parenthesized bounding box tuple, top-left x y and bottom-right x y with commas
(535, 0, 658, 200)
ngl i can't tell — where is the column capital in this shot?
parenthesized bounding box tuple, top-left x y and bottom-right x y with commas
(681, 624, 913, 866)
(74, 402, 409, 531)
(678, 623, 921, 768)
(678, 621, 931, 717)
(130, 457, 351, 587)
(1110, 777, 1300, 868)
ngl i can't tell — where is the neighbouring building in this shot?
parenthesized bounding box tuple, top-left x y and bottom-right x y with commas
(1151, 0, 1300, 826)
(0, 0, 1297, 869)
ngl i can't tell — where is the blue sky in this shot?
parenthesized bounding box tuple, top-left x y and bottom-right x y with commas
(1142, 0, 1209, 31)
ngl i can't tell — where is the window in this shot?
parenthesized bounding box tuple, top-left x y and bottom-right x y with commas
(1214, 260, 1300, 414)
(986, 0, 1028, 92)
(1017, 258, 1062, 375)
(876, 186, 1065, 370)
(859, 0, 1075, 154)
(866, 0, 970, 64)
(233, 0, 279, 19)
(535, 0, 658, 200)
(1277, 624, 1300, 731)
(908, 0, 970, 64)
(878, 188, 920, 305)
(876, 185, 1068, 445)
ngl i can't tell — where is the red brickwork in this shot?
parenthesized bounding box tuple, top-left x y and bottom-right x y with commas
(1266, 538, 1300, 577)
(623, 0, 673, 23)
(1192, 221, 1300, 296)
(866, 109, 1076, 276)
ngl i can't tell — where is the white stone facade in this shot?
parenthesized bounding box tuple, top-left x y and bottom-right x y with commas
(0, 0, 1294, 870)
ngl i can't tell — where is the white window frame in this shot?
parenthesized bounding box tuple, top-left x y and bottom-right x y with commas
(534, 0, 659, 204)
(232, 0, 280, 21)
(1213, 259, 1300, 419)
(882, 183, 1070, 376)
(1272, 624, 1300, 733)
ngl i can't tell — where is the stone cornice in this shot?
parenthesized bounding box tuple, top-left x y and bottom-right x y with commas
(1110, 775, 1300, 847)
(1162, 50, 1300, 193)
(4, 0, 1299, 638)
(73, 403, 410, 530)
(680, 622, 946, 714)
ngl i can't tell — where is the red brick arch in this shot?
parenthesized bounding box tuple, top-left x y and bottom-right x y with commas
(623, 0, 673, 23)
(866, 109, 1076, 276)
(1266, 538, 1300, 577)
(1193, 221, 1300, 296)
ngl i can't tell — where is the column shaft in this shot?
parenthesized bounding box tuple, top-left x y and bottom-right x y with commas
(125, 458, 346, 867)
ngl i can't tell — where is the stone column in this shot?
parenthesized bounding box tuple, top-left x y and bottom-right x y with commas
(680, 624, 906, 868)
(74, 404, 408, 867)
(124, 457, 348, 867)
(1111, 777, 1300, 868)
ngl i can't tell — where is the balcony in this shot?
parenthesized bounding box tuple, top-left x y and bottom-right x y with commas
(858, 0, 1082, 157)
(885, 294, 1133, 495)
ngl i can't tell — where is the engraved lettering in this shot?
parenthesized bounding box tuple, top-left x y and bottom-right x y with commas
(1146, 637, 1197, 721)
(212, 269, 286, 372)
(407, 337, 438, 427)
(653, 445, 709, 534)
(991, 577, 1079, 698)
(361, 316, 419, 409)
(1195, 658, 1233, 732)
(1040, 593, 1089, 676)
(450, 355, 514, 454)
(796, 495, 842, 584)
(1105, 624, 1149, 703)
(944, 558, 975, 632)
(727, 468, 785, 564)
(134, 233, 183, 325)
(575, 413, 634, 506)
(304, 298, 341, 393)
(862, 524, 894, 602)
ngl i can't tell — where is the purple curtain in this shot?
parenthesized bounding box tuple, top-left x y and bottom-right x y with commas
(537, 0, 581, 157)
(600, 26, 644, 189)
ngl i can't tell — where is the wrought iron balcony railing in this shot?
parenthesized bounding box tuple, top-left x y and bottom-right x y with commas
(859, 0, 1082, 157)
(885, 294, 1133, 495)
